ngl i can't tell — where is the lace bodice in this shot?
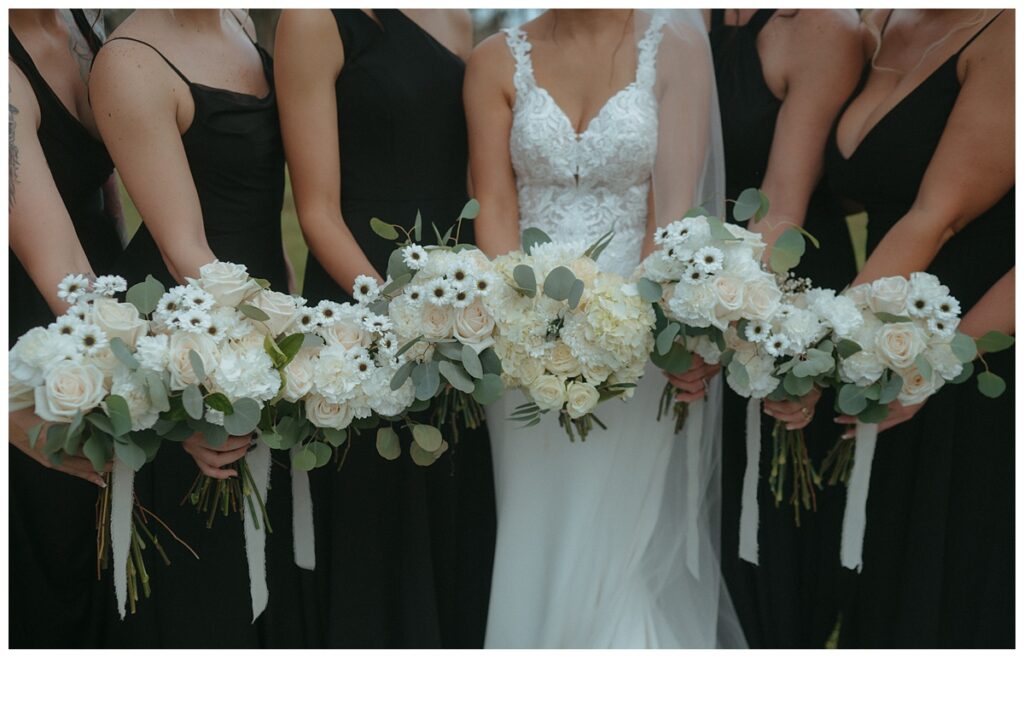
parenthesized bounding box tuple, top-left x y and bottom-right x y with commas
(504, 18, 665, 277)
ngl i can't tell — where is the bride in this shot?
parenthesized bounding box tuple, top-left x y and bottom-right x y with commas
(466, 9, 744, 647)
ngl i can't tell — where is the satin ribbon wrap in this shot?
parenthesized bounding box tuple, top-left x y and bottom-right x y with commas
(840, 422, 879, 571)
(738, 397, 762, 565)
(244, 440, 272, 622)
(111, 458, 135, 620)
(684, 398, 705, 579)
(290, 446, 315, 570)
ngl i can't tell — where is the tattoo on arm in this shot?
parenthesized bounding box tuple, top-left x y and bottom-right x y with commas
(9, 98, 19, 210)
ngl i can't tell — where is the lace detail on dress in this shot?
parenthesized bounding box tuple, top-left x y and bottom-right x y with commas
(502, 17, 666, 277)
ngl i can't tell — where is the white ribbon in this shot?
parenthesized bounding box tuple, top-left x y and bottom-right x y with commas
(738, 397, 762, 565)
(290, 447, 315, 570)
(840, 422, 879, 571)
(684, 397, 704, 579)
(111, 458, 135, 620)
(243, 440, 271, 622)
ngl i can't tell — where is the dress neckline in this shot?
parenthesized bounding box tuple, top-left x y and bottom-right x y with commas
(511, 19, 661, 139)
(835, 9, 1004, 162)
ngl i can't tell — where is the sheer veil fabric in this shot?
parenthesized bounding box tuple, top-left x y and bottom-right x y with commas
(484, 9, 744, 648)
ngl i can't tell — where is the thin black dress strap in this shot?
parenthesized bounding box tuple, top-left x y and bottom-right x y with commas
(100, 36, 191, 85)
(70, 9, 103, 55)
(8, 29, 40, 83)
(955, 10, 1005, 57)
(747, 9, 777, 35)
(226, 9, 259, 47)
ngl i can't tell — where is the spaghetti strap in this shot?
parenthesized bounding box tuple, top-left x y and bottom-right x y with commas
(226, 9, 259, 46)
(747, 9, 777, 36)
(70, 9, 103, 55)
(957, 10, 1005, 56)
(100, 36, 191, 85)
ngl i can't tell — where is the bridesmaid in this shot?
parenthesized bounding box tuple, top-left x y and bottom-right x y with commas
(90, 9, 309, 647)
(699, 9, 862, 648)
(8, 8, 124, 647)
(827, 9, 1013, 647)
(275, 9, 495, 647)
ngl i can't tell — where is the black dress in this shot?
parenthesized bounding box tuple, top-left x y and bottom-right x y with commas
(826, 11, 1014, 648)
(300, 9, 495, 647)
(8, 13, 122, 648)
(99, 31, 312, 647)
(710, 9, 857, 648)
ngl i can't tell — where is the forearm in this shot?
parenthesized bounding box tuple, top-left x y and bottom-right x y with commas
(852, 207, 952, 286)
(959, 268, 1015, 338)
(473, 198, 520, 258)
(299, 206, 381, 295)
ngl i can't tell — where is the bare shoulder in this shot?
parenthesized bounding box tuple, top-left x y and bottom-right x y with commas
(787, 9, 860, 42)
(467, 31, 515, 78)
(960, 10, 1014, 84)
(90, 28, 178, 115)
(276, 8, 337, 45)
(657, 18, 711, 67)
(447, 9, 473, 59)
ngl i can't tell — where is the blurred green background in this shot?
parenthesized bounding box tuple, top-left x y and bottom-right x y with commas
(108, 8, 868, 295)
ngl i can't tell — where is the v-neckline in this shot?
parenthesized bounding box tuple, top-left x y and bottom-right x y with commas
(518, 25, 649, 139)
(835, 52, 959, 162)
(8, 28, 103, 145)
(364, 9, 464, 66)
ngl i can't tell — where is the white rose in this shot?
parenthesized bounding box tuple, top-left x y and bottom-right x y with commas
(712, 275, 745, 317)
(565, 381, 599, 418)
(35, 359, 106, 422)
(840, 350, 886, 387)
(321, 320, 371, 350)
(897, 364, 941, 405)
(875, 322, 927, 369)
(741, 280, 782, 322)
(845, 283, 871, 308)
(92, 297, 148, 347)
(109, 370, 159, 431)
(305, 394, 355, 430)
(9, 328, 58, 387)
(167, 331, 221, 390)
(420, 303, 455, 340)
(546, 341, 583, 378)
(251, 289, 300, 338)
(869, 276, 910, 315)
(10, 379, 35, 411)
(282, 348, 316, 402)
(528, 374, 566, 412)
(195, 260, 259, 307)
(453, 299, 495, 352)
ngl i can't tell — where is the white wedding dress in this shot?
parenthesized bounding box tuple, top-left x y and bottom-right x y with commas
(485, 20, 744, 649)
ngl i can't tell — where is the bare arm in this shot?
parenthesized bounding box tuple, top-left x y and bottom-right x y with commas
(275, 10, 380, 295)
(8, 64, 94, 314)
(90, 41, 213, 283)
(751, 10, 862, 251)
(464, 33, 521, 258)
(852, 11, 1014, 285)
(9, 409, 109, 487)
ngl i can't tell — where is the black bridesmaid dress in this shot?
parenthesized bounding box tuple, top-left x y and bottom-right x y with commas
(8, 13, 123, 648)
(826, 11, 1014, 647)
(100, 27, 313, 647)
(299, 9, 495, 647)
(710, 9, 858, 648)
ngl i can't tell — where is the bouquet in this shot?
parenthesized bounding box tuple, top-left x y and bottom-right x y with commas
(490, 229, 655, 441)
(9, 273, 181, 616)
(371, 202, 505, 454)
(821, 272, 1013, 570)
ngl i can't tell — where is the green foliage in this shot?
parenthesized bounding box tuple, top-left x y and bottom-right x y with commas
(376, 427, 401, 461)
(521, 227, 551, 253)
(512, 264, 537, 297)
(976, 330, 1015, 354)
(105, 394, 133, 437)
(238, 304, 269, 322)
(223, 398, 261, 436)
(977, 371, 1007, 398)
(769, 227, 805, 274)
(125, 275, 165, 316)
(370, 217, 400, 240)
(637, 277, 663, 304)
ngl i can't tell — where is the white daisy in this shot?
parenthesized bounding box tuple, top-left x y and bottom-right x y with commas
(472, 272, 499, 298)
(155, 289, 187, 319)
(765, 333, 790, 358)
(74, 324, 108, 355)
(181, 310, 213, 334)
(906, 292, 933, 318)
(426, 280, 453, 306)
(693, 246, 724, 274)
(316, 300, 341, 325)
(927, 317, 956, 340)
(932, 295, 961, 321)
(182, 285, 215, 311)
(294, 306, 320, 333)
(360, 312, 393, 334)
(745, 320, 772, 343)
(57, 274, 91, 304)
(93, 275, 128, 297)
(352, 275, 381, 304)
(50, 313, 82, 337)
(405, 284, 426, 305)
(402, 244, 428, 270)
(681, 266, 707, 285)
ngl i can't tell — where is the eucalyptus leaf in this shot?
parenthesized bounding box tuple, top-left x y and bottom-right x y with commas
(387, 247, 412, 281)
(977, 371, 1007, 398)
(479, 348, 503, 376)
(109, 337, 139, 371)
(637, 277, 663, 304)
(27, 422, 43, 450)
(144, 371, 169, 412)
(950, 332, 978, 364)
(322, 427, 348, 447)
(708, 217, 739, 241)
(114, 439, 146, 472)
(914, 354, 933, 381)
(106, 394, 133, 437)
(567, 278, 585, 310)
(310, 441, 333, 468)
(414, 210, 422, 242)
(733, 187, 763, 222)
(656, 322, 681, 356)
(543, 266, 576, 301)
(189, 349, 206, 383)
(86, 413, 114, 436)
(727, 359, 749, 391)
(376, 428, 401, 461)
(238, 304, 270, 322)
(125, 275, 165, 316)
(223, 397, 261, 436)
(182, 385, 204, 420)
(837, 384, 869, 416)
(513, 264, 537, 297)
(412, 424, 444, 453)
(204, 392, 234, 415)
(412, 361, 441, 401)
(874, 312, 913, 324)
(950, 360, 975, 385)
(409, 440, 440, 467)
(835, 339, 863, 358)
(651, 341, 692, 374)
(439, 360, 475, 393)
(435, 342, 464, 360)
(461, 345, 483, 379)
(460, 199, 481, 220)
(83, 431, 110, 474)
(472, 373, 504, 405)
(769, 227, 805, 275)
(521, 227, 551, 253)
(859, 401, 891, 424)
(783, 371, 813, 397)
(277, 333, 305, 364)
(976, 330, 1015, 354)
(879, 372, 903, 405)
(370, 217, 400, 241)
(292, 447, 317, 472)
(390, 359, 416, 390)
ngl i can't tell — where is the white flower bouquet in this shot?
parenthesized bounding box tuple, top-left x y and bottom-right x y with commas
(369, 202, 505, 461)
(9, 273, 178, 615)
(490, 230, 655, 441)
